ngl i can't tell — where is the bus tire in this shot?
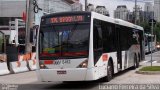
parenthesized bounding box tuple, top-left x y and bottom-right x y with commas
(106, 61, 113, 82)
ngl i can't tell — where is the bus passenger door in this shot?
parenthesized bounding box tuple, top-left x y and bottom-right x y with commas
(116, 26, 122, 71)
(93, 25, 103, 65)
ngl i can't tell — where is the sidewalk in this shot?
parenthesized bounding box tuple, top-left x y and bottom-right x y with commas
(140, 51, 160, 66)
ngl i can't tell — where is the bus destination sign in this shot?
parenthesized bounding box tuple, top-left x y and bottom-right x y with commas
(46, 15, 85, 24)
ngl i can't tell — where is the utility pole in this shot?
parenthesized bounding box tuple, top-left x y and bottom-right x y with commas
(25, 0, 34, 53)
(135, 0, 137, 24)
(150, 10, 154, 67)
(151, 20, 153, 67)
(85, 0, 88, 11)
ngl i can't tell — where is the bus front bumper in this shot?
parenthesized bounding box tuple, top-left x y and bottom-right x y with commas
(36, 68, 93, 81)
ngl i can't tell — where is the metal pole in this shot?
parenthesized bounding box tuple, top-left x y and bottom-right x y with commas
(85, 0, 88, 11)
(151, 12, 154, 67)
(25, 0, 33, 53)
(135, 0, 137, 24)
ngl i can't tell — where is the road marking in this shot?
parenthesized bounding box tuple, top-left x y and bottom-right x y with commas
(142, 61, 148, 63)
(152, 61, 157, 63)
(141, 60, 157, 63)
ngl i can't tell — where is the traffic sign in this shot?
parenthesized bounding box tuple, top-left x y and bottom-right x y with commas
(149, 19, 156, 26)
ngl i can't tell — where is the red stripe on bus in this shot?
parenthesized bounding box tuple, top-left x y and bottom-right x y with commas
(40, 53, 61, 57)
(44, 60, 54, 64)
(63, 51, 87, 56)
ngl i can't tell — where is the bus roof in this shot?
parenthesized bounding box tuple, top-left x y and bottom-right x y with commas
(41, 11, 143, 31)
(91, 12, 144, 31)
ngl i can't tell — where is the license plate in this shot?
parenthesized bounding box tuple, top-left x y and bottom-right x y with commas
(57, 70, 66, 74)
(54, 59, 71, 65)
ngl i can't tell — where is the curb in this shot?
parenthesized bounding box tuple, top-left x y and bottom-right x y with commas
(135, 70, 160, 75)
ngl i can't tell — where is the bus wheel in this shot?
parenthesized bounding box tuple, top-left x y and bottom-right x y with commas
(106, 61, 113, 82)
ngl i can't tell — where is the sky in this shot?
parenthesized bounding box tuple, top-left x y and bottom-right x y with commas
(80, 0, 154, 17)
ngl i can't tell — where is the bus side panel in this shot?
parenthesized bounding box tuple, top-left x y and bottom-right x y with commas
(91, 52, 118, 80)
(109, 52, 118, 74)
(87, 14, 94, 68)
(128, 46, 137, 68)
(94, 54, 108, 79)
(121, 51, 126, 70)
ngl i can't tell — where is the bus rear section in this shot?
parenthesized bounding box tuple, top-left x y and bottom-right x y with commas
(36, 12, 94, 81)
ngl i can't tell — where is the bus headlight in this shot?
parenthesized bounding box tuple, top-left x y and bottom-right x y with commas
(40, 64, 46, 69)
(77, 59, 88, 68)
(39, 61, 47, 69)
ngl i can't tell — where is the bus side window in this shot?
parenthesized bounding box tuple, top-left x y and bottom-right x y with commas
(93, 20, 103, 65)
(93, 26, 102, 49)
(101, 21, 116, 52)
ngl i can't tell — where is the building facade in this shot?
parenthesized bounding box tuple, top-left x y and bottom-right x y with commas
(87, 4, 95, 12)
(42, 0, 73, 13)
(0, 0, 26, 28)
(144, 2, 153, 12)
(0, 0, 76, 31)
(41, 0, 82, 13)
(114, 5, 130, 21)
(71, 2, 82, 11)
(154, 0, 160, 22)
(133, 5, 143, 24)
(95, 6, 109, 16)
(144, 2, 154, 22)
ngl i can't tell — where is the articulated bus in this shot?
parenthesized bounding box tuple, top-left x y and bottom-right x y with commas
(36, 11, 145, 82)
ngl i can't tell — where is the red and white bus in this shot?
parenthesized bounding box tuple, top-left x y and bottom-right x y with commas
(36, 11, 145, 82)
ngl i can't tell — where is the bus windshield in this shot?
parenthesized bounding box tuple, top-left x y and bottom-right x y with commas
(39, 23, 90, 59)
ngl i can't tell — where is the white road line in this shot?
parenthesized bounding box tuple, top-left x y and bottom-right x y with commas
(142, 61, 149, 63)
(152, 61, 157, 63)
(141, 60, 157, 63)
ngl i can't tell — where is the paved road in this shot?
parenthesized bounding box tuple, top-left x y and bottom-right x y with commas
(0, 51, 160, 90)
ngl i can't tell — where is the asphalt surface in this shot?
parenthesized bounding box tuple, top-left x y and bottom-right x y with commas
(0, 51, 160, 90)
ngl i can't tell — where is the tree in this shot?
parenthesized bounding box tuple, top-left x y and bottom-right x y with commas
(154, 22, 160, 42)
(139, 21, 150, 33)
(139, 21, 160, 42)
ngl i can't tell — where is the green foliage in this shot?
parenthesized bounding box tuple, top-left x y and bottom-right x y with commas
(139, 21, 160, 42)
(154, 22, 160, 42)
(139, 66, 160, 71)
(139, 21, 150, 33)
